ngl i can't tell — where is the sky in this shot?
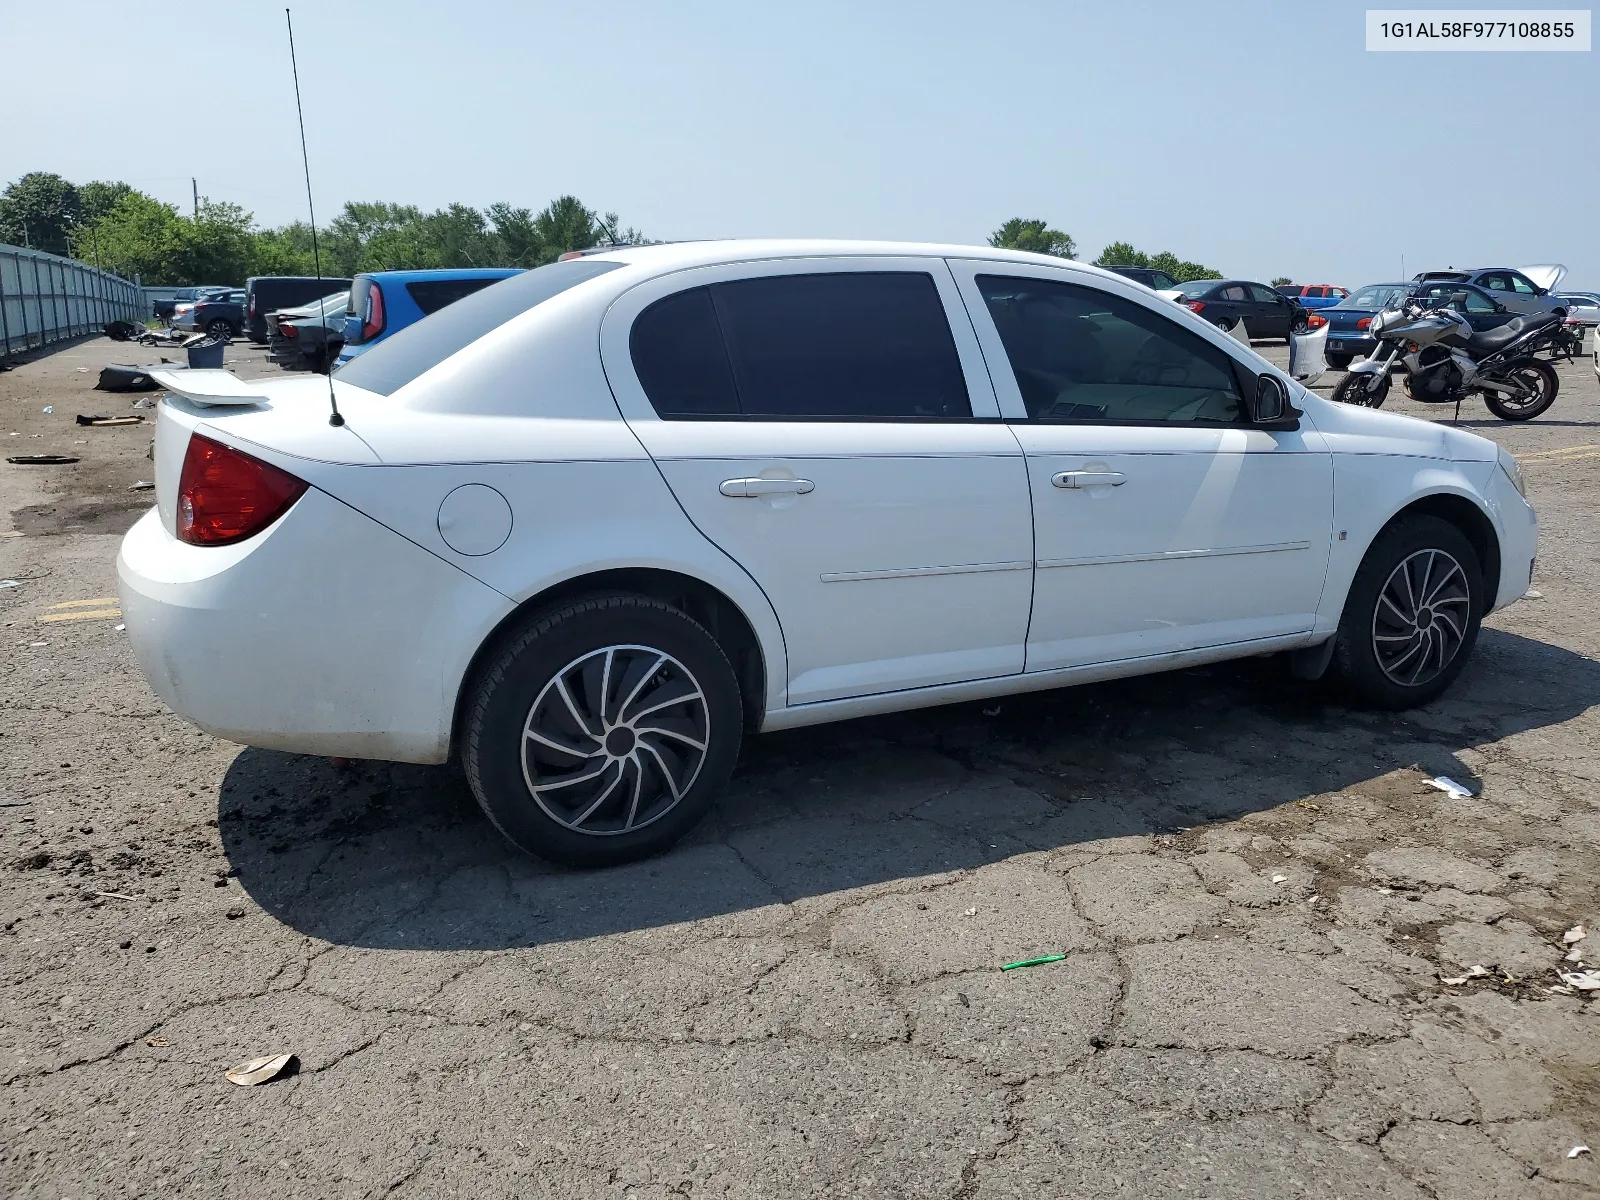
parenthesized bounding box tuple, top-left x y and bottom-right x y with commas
(3, 0, 1596, 289)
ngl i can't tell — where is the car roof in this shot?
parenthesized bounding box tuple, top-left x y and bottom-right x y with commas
(357, 267, 523, 282)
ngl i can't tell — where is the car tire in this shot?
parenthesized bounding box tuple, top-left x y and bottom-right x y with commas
(1326, 353, 1353, 369)
(205, 319, 233, 341)
(1212, 316, 1238, 332)
(1290, 314, 1310, 335)
(463, 593, 743, 867)
(1330, 516, 1483, 710)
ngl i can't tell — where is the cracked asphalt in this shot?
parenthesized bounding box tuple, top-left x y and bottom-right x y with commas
(2, 334, 1598, 1198)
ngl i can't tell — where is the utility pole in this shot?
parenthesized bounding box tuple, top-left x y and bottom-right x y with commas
(192, 178, 199, 217)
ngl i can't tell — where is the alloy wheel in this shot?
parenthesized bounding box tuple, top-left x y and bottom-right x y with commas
(1371, 549, 1471, 686)
(520, 644, 709, 836)
(1499, 366, 1549, 413)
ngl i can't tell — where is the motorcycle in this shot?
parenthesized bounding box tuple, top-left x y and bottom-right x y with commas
(1332, 295, 1561, 421)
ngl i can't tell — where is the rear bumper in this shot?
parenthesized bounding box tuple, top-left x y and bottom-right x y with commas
(117, 492, 515, 764)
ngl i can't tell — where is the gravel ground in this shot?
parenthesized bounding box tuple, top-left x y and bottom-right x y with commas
(2, 333, 1597, 1198)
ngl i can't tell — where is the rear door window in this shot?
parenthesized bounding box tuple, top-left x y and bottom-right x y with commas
(1219, 285, 1249, 302)
(975, 275, 1246, 424)
(1247, 284, 1281, 304)
(630, 272, 972, 420)
(405, 276, 512, 315)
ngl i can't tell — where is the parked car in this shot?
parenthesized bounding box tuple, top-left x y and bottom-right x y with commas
(120, 240, 1536, 867)
(154, 285, 230, 322)
(1553, 293, 1600, 325)
(243, 275, 353, 343)
(1167, 278, 1309, 339)
(173, 289, 247, 339)
(1409, 266, 1568, 316)
(1322, 282, 1413, 368)
(267, 291, 351, 371)
(1107, 265, 1178, 291)
(1276, 284, 1350, 311)
(334, 268, 523, 367)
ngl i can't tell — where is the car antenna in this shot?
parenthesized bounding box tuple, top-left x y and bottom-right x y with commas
(285, 7, 343, 428)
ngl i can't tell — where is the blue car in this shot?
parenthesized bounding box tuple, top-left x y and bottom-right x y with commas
(1322, 281, 1412, 368)
(335, 268, 523, 367)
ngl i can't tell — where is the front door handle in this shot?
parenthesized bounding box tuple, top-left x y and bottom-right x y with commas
(720, 477, 816, 498)
(1052, 470, 1127, 489)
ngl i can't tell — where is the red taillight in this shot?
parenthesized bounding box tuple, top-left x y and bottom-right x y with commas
(361, 283, 386, 341)
(1308, 313, 1327, 329)
(281, 323, 299, 338)
(249, 294, 257, 315)
(176, 434, 308, 546)
(1186, 301, 1205, 313)
(1356, 317, 1372, 330)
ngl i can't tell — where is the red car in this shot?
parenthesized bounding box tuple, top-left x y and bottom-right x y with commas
(1276, 284, 1350, 311)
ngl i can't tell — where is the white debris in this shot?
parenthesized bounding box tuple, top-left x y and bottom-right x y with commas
(1557, 969, 1600, 992)
(1524, 589, 1544, 600)
(1424, 775, 1474, 799)
(1271, 873, 1289, 884)
(1563, 924, 1588, 944)
(1568, 1145, 1591, 1159)
(1440, 965, 1491, 986)
(962, 906, 977, 917)
(1566, 947, 1586, 963)
(225, 1053, 296, 1086)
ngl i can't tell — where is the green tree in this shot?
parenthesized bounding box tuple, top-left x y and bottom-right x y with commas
(0, 172, 82, 254)
(532, 194, 603, 263)
(1093, 241, 1148, 268)
(80, 190, 186, 282)
(1270, 276, 1292, 287)
(988, 217, 1075, 259)
(78, 181, 134, 224)
(171, 199, 259, 283)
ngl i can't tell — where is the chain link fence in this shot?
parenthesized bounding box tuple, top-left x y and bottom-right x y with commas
(0, 244, 145, 357)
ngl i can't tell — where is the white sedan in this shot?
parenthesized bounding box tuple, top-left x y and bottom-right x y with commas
(118, 240, 1538, 866)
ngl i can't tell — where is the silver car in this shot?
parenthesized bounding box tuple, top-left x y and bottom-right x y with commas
(1409, 265, 1568, 315)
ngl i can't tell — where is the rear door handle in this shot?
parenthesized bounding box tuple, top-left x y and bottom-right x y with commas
(1052, 471, 1127, 489)
(720, 477, 816, 498)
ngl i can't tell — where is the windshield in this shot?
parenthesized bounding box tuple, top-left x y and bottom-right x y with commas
(1171, 279, 1217, 298)
(1340, 284, 1407, 309)
(334, 258, 623, 396)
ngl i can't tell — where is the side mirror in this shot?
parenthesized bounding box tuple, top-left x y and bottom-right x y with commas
(1253, 373, 1299, 430)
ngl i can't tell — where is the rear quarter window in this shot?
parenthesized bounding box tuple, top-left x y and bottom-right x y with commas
(405, 276, 515, 315)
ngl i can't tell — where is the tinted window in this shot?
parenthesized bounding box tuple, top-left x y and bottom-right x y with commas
(712, 273, 970, 419)
(1343, 285, 1405, 309)
(406, 276, 512, 315)
(1219, 285, 1249, 302)
(1423, 286, 1496, 314)
(1276, 285, 1301, 297)
(335, 259, 622, 396)
(630, 288, 739, 417)
(1148, 272, 1177, 291)
(1172, 280, 1216, 298)
(976, 275, 1246, 424)
(1478, 272, 1513, 292)
(1247, 284, 1281, 304)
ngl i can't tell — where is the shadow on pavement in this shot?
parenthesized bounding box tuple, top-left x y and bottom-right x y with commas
(219, 627, 1599, 951)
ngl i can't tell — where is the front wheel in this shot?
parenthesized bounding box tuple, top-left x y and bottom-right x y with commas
(1333, 370, 1390, 408)
(1331, 516, 1483, 709)
(1290, 313, 1310, 336)
(1212, 316, 1239, 332)
(1483, 360, 1558, 421)
(463, 593, 744, 867)
(205, 319, 233, 341)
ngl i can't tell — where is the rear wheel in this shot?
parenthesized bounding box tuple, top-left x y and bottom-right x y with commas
(1331, 516, 1482, 709)
(463, 594, 743, 867)
(205, 319, 233, 341)
(1212, 316, 1238, 332)
(1333, 370, 1390, 408)
(1483, 360, 1558, 421)
(1290, 312, 1310, 335)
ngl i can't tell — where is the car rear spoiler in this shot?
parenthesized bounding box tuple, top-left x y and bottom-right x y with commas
(148, 369, 269, 408)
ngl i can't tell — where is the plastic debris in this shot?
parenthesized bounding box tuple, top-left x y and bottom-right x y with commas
(1424, 775, 1474, 799)
(1524, 589, 1544, 599)
(962, 906, 978, 917)
(41, 406, 52, 414)
(91, 890, 137, 901)
(7, 455, 80, 465)
(114, 623, 125, 632)
(1002, 954, 1068, 972)
(1570, 1146, 1592, 1159)
(1557, 969, 1600, 992)
(1566, 947, 1585, 962)
(128, 480, 154, 491)
(0, 579, 21, 590)
(1440, 965, 1491, 986)
(76, 414, 143, 427)
(225, 1053, 296, 1086)
(1563, 924, 1588, 944)
(1271, 873, 1289, 884)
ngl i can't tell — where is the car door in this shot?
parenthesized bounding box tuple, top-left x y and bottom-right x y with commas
(600, 258, 1034, 707)
(948, 261, 1334, 671)
(1247, 283, 1292, 337)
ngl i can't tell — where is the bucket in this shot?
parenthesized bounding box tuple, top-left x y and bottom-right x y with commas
(186, 338, 225, 369)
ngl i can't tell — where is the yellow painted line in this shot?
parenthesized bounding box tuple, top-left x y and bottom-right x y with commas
(45, 597, 119, 610)
(38, 608, 121, 623)
(1524, 451, 1600, 466)
(1518, 444, 1600, 462)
